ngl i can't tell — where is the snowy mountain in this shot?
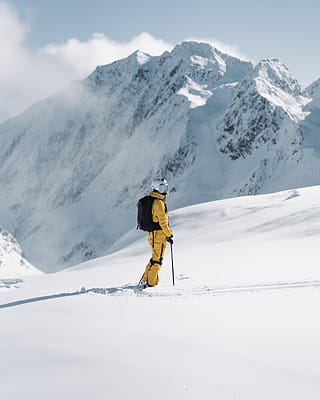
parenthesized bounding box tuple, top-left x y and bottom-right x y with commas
(1, 186, 320, 399)
(0, 227, 40, 286)
(218, 59, 304, 159)
(305, 78, 320, 102)
(215, 58, 310, 195)
(299, 78, 320, 156)
(0, 41, 320, 271)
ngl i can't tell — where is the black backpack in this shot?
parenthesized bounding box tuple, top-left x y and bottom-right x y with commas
(137, 195, 162, 232)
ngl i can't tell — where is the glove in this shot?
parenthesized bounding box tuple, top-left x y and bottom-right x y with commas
(166, 235, 174, 244)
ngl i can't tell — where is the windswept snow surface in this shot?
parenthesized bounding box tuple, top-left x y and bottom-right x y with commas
(1, 186, 320, 399)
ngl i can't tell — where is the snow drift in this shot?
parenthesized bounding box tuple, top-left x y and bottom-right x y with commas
(1, 186, 320, 400)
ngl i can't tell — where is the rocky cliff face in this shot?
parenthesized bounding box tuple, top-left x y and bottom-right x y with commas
(218, 59, 305, 160)
(0, 41, 319, 271)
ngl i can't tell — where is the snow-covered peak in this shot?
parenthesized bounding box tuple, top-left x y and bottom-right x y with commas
(171, 41, 225, 66)
(169, 41, 252, 80)
(85, 40, 252, 110)
(0, 227, 41, 280)
(87, 49, 152, 89)
(88, 41, 251, 87)
(217, 58, 308, 161)
(253, 59, 301, 95)
(158, 41, 252, 108)
(123, 49, 152, 67)
(240, 58, 310, 122)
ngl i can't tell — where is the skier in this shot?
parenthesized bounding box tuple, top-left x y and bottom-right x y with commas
(140, 178, 173, 287)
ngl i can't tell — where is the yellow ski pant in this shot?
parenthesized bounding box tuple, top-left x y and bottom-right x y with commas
(142, 230, 167, 286)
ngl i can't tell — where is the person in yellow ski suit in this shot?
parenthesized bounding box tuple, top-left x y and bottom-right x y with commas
(142, 179, 173, 287)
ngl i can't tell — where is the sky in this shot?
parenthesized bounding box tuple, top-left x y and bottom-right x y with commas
(1, 0, 320, 121)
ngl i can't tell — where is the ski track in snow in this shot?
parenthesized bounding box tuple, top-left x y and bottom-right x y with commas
(106, 279, 320, 298)
(1, 279, 320, 308)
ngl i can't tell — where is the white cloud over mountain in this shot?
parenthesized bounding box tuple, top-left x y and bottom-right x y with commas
(0, 1, 172, 122)
(41, 32, 174, 79)
(0, 0, 249, 123)
(0, 1, 70, 122)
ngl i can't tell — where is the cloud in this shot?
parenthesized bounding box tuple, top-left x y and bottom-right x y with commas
(0, 1, 173, 123)
(0, 0, 249, 123)
(0, 1, 27, 49)
(42, 33, 250, 80)
(0, 1, 70, 122)
(41, 32, 174, 80)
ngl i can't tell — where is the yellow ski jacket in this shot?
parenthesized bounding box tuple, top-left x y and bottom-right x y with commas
(150, 191, 172, 237)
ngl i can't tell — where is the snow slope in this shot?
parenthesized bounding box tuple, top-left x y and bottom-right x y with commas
(0, 227, 41, 289)
(1, 186, 320, 399)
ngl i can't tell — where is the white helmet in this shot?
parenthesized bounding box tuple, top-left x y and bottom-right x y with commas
(151, 178, 169, 194)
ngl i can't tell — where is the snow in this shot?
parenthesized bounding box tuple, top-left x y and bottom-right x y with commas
(0, 227, 41, 285)
(1, 186, 320, 399)
(177, 76, 212, 108)
(254, 63, 311, 122)
(135, 50, 151, 65)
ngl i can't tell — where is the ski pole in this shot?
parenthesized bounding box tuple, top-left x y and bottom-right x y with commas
(138, 273, 145, 285)
(170, 242, 175, 286)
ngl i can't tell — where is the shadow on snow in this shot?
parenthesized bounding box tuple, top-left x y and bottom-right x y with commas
(0, 284, 143, 309)
(1, 280, 320, 309)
